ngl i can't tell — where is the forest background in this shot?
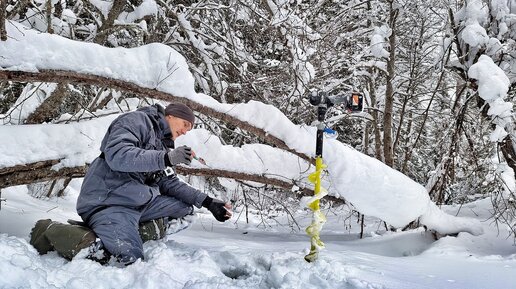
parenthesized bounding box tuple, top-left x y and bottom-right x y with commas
(0, 0, 515, 237)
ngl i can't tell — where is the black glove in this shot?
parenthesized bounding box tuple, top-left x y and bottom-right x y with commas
(202, 196, 230, 222)
(166, 145, 192, 166)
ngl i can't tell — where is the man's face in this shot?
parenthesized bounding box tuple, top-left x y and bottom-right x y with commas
(166, 115, 193, 140)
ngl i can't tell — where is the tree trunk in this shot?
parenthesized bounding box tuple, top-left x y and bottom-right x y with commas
(46, 0, 54, 34)
(25, 83, 68, 124)
(383, 3, 398, 167)
(401, 70, 446, 173)
(0, 159, 86, 189)
(476, 95, 516, 175)
(366, 68, 383, 160)
(0, 0, 6, 41)
(500, 135, 516, 175)
(427, 94, 471, 203)
(93, 0, 126, 44)
(448, 8, 516, 180)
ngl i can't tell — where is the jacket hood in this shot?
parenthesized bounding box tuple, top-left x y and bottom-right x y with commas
(137, 104, 172, 141)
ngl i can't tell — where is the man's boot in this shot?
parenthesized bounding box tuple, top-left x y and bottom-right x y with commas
(29, 219, 97, 260)
(139, 218, 167, 242)
(166, 214, 196, 235)
(29, 219, 55, 255)
(138, 215, 196, 242)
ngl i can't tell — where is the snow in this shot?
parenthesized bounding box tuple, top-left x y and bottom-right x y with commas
(117, 0, 158, 24)
(2, 22, 196, 99)
(178, 129, 311, 180)
(0, 115, 117, 169)
(1, 19, 514, 288)
(0, 20, 483, 233)
(468, 55, 513, 142)
(89, 0, 113, 19)
(461, 22, 489, 47)
(3, 83, 58, 124)
(1, 186, 515, 288)
(369, 26, 390, 59)
(468, 56, 511, 102)
(456, 0, 488, 26)
(61, 9, 78, 25)
(323, 140, 429, 227)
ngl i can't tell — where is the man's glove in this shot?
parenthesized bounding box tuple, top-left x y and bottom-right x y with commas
(202, 196, 230, 222)
(166, 146, 192, 166)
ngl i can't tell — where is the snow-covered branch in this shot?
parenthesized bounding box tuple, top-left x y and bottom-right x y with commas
(0, 69, 311, 163)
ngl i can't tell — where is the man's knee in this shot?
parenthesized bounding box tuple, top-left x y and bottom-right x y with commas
(88, 208, 143, 264)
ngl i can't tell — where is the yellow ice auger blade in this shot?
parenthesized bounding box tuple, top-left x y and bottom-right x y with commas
(304, 156, 327, 262)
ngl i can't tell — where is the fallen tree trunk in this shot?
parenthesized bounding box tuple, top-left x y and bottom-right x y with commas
(0, 160, 87, 188)
(0, 160, 342, 203)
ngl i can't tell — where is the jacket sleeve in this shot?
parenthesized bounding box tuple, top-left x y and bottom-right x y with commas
(102, 112, 167, 173)
(158, 176, 207, 208)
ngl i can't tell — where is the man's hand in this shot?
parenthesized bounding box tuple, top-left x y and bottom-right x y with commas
(167, 145, 192, 165)
(202, 196, 232, 222)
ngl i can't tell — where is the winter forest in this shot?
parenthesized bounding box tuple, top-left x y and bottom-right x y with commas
(1, 0, 516, 288)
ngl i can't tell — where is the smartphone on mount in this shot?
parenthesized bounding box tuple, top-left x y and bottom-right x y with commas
(345, 92, 363, 113)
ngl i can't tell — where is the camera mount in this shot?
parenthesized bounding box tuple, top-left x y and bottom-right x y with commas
(309, 91, 363, 112)
(309, 91, 364, 156)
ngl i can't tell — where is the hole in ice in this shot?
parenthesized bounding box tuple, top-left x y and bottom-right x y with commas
(221, 266, 252, 280)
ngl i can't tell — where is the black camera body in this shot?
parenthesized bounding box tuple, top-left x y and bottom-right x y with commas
(309, 91, 363, 112)
(309, 91, 332, 107)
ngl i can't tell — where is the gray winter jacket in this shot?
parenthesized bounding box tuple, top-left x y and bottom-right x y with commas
(77, 104, 207, 221)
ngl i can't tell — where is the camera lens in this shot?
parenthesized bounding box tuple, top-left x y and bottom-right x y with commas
(309, 91, 321, 106)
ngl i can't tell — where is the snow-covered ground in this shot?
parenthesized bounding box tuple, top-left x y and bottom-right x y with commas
(1, 19, 515, 289)
(1, 182, 515, 289)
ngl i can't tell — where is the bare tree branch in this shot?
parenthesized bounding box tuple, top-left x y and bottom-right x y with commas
(178, 166, 315, 197)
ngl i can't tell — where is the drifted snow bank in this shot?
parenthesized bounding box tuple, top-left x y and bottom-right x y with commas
(0, 21, 482, 235)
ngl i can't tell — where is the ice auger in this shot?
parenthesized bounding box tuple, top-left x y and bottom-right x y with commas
(304, 91, 363, 262)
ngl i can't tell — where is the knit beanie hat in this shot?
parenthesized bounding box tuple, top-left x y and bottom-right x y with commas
(165, 103, 195, 125)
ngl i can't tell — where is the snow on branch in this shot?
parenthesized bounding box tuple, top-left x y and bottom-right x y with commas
(0, 69, 311, 163)
(468, 55, 513, 143)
